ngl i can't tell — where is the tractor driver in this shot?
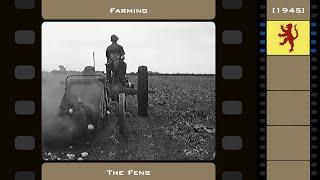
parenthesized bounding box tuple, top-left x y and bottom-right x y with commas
(106, 34, 127, 84)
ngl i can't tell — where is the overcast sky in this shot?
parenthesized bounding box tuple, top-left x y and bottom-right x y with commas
(42, 22, 215, 74)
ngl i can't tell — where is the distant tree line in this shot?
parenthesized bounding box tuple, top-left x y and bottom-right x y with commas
(46, 65, 215, 76)
(127, 71, 215, 76)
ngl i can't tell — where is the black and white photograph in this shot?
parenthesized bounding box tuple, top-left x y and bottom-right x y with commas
(42, 22, 216, 160)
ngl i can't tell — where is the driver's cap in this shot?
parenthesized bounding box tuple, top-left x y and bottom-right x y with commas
(111, 34, 119, 42)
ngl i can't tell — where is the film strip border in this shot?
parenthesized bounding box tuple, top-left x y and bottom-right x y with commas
(10, 1, 259, 180)
(257, 1, 267, 179)
(12, 1, 42, 180)
(215, 0, 258, 180)
(310, 0, 319, 179)
(258, 0, 320, 180)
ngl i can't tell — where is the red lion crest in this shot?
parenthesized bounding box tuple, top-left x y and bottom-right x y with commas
(278, 23, 299, 53)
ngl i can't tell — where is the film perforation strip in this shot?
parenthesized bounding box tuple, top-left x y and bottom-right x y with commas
(216, 0, 258, 180)
(13, 0, 41, 180)
(257, 1, 267, 179)
(263, 0, 319, 180)
(310, 0, 319, 179)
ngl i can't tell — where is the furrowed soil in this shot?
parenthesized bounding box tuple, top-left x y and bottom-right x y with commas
(42, 73, 215, 161)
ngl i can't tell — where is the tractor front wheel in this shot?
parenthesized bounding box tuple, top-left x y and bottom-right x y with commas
(118, 93, 127, 136)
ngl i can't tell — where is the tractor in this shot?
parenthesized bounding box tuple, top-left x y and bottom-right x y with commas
(58, 61, 150, 140)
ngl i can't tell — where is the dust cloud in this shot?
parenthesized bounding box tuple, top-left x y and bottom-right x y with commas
(42, 72, 74, 145)
(42, 72, 105, 146)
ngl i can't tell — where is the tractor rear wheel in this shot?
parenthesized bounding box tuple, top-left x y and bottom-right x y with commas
(118, 93, 127, 136)
(138, 66, 148, 116)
